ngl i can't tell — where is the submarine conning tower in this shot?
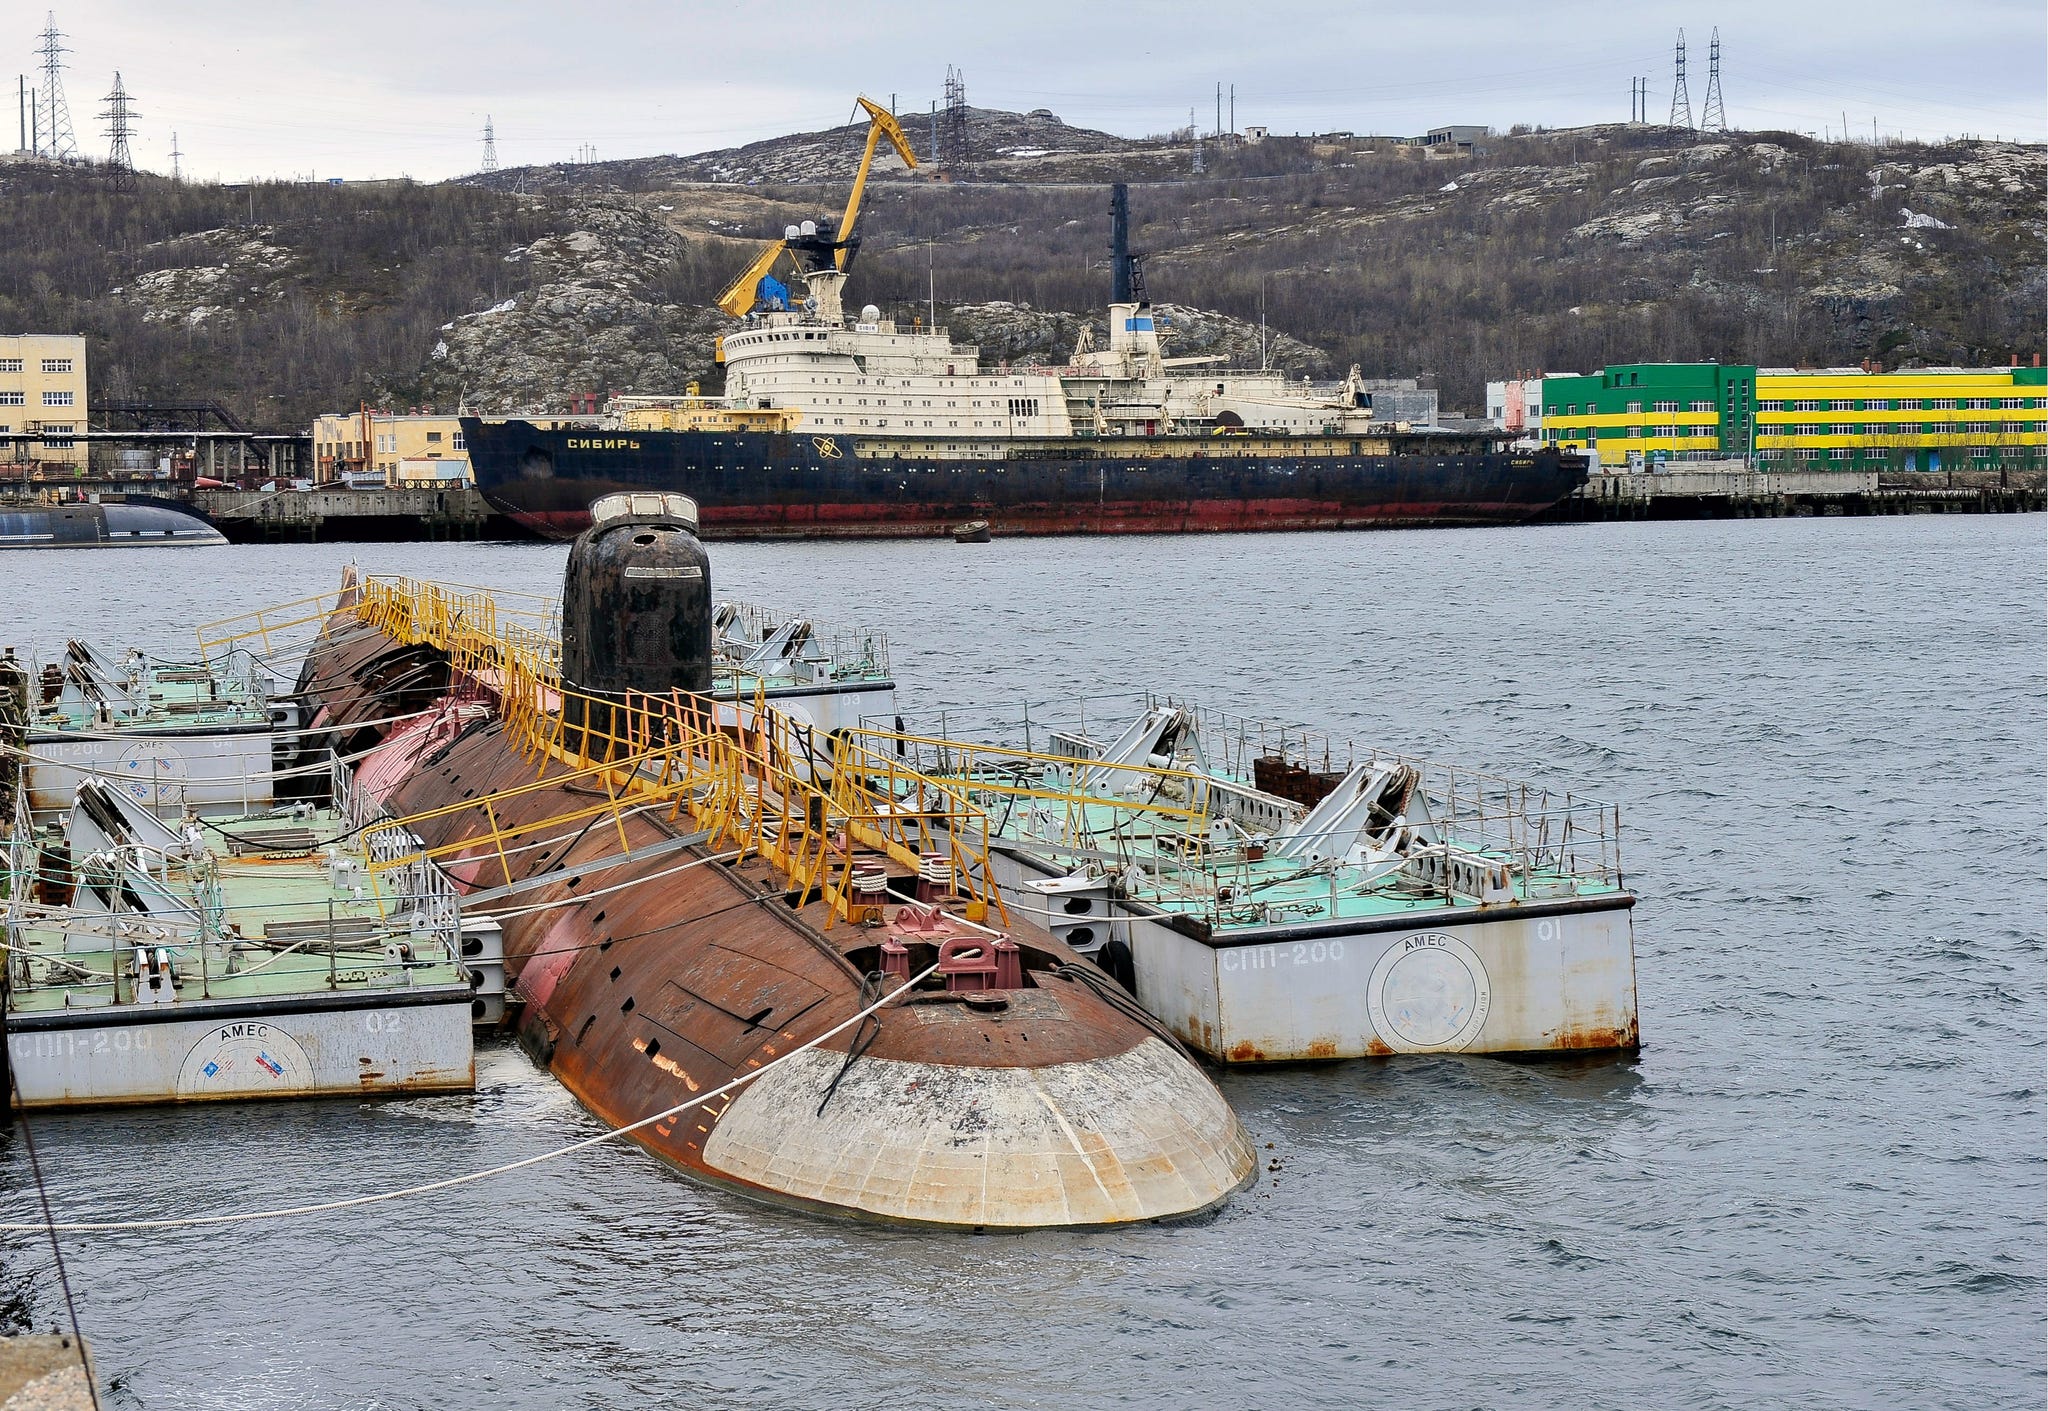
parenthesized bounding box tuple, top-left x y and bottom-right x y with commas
(560, 491, 712, 755)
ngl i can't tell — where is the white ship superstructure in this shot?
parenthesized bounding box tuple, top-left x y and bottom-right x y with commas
(714, 265, 1393, 452)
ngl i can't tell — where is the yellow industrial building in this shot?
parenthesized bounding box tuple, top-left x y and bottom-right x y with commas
(1752, 367, 2048, 471)
(1535, 362, 2048, 472)
(311, 411, 473, 486)
(0, 334, 89, 469)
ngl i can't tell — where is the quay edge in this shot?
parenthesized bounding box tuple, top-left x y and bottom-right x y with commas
(1548, 467, 2046, 520)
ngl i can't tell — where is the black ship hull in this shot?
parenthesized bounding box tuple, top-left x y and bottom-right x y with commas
(461, 418, 1586, 540)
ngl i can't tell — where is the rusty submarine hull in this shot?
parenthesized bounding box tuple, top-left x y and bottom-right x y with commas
(294, 494, 1254, 1227)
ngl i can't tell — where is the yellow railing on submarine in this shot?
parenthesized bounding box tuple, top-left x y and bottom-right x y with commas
(338, 576, 1006, 927)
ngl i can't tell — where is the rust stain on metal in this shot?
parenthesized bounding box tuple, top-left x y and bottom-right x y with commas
(1549, 1022, 1640, 1052)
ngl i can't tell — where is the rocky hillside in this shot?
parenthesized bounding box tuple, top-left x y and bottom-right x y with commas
(399, 203, 734, 412)
(941, 300, 1329, 376)
(0, 114, 2039, 430)
(471, 106, 1151, 194)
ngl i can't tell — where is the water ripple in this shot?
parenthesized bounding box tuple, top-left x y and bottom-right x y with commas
(0, 516, 2041, 1409)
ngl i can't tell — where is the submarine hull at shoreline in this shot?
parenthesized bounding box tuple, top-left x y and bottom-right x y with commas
(463, 417, 1587, 541)
(0, 497, 226, 549)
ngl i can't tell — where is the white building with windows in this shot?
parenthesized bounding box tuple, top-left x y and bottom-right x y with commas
(1485, 377, 1545, 442)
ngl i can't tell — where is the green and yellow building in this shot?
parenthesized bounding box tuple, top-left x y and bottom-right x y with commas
(1539, 363, 2048, 472)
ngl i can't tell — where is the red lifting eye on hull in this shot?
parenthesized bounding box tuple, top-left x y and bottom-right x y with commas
(938, 936, 1025, 992)
(938, 936, 995, 992)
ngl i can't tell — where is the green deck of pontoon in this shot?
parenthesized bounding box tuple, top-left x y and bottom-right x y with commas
(7, 805, 465, 1015)
(957, 777, 1626, 937)
(31, 662, 273, 736)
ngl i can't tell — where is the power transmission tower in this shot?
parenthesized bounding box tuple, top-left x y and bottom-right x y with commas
(1668, 29, 1694, 131)
(1190, 108, 1202, 174)
(34, 12, 76, 161)
(99, 70, 136, 192)
(1700, 28, 1727, 132)
(941, 66, 966, 166)
(481, 115, 498, 172)
(168, 128, 181, 181)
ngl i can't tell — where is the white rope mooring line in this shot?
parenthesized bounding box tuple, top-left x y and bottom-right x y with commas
(0, 961, 941, 1234)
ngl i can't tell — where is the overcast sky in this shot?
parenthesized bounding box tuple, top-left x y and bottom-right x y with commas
(14, 0, 2045, 182)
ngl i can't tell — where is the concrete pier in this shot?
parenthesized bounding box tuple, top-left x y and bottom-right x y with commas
(192, 487, 502, 542)
(1553, 469, 2046, 521)
(0, 1336, 95, 1409)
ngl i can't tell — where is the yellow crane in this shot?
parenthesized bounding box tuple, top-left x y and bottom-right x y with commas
(715, 96, 919, 318)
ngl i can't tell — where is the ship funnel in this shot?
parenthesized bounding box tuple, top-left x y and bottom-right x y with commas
(560, 491, 712, 757)
(1109, 183, 1132, 304)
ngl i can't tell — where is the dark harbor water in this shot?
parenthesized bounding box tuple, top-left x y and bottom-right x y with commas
(1, 515, 2041, 1410)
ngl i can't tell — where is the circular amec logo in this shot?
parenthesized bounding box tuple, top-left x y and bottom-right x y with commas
(177, 1021, 314, 1095)
(116, 741, 188, 806)
(1368, 932, 1491, 1053)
